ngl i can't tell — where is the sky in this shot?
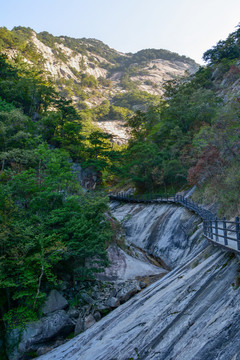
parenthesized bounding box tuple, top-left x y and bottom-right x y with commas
(1, 0, 240, 64)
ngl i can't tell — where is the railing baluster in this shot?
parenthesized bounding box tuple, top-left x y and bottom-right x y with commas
(236, 217, 240, 251)
(206, 219, 210, 237)
(203, 220, 206, 235)
(210, 219, 213, 240)
(215, 218, 219, 242)
(223, 217, 228, 246)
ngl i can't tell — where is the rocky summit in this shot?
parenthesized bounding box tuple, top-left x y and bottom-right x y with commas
(1, 26, 198, 142)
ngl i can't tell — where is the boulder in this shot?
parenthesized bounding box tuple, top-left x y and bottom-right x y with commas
(74, 316, 84, 336)
(139, 281, 147, 289)
(42, 290, 68, 315)
(117, 282, 140, 303)
(72, 163, 99, 189)
(84, 314, 96, 330)
(105, 297, 120, 308)
(6, 310, 74, 360)
(81, 293, 94, 305)
(93, 312, 101, 322)
(95, 302, 111, 313)
(67, 309, 79, 319)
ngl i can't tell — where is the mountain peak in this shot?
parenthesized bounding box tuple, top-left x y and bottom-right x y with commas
(0, 26, 199, 142)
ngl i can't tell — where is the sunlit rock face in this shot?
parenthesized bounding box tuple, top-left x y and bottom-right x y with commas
(111, 202, 204, 269)
(38, 202, 240, 360)
(96, 243, 167, 282)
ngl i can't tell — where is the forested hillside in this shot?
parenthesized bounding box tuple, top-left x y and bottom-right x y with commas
(0, 26, 198, 143)
(0, 24, 240, 359)
(119, 25, 240, 217)
(0, 53, 117, 358)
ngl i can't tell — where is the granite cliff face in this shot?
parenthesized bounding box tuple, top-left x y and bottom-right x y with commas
(2, 27, 198, 142)
(37, 201, 240, 360)
(6, 31, 198, 98)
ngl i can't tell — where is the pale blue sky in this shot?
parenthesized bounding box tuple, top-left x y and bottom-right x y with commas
(1, 0, 240, 64)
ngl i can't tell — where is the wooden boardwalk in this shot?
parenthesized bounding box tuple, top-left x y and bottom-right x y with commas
(109, 193, 240, 254)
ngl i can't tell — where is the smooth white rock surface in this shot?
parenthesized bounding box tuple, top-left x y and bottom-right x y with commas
(38, 202, 240, 360)
(96, 244, 167, 281)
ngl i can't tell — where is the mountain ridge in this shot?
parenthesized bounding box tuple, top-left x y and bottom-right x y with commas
(0, 26, 199, 142)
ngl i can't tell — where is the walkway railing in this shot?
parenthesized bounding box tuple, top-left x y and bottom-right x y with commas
(109, 192, 240, 254)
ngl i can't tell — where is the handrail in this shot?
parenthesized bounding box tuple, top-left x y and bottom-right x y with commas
(109, 192, 240, 254)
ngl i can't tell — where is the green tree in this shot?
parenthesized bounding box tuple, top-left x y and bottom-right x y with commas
(0, 147, 111, 327)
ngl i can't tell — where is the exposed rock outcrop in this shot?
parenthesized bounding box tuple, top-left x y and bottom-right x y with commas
(4, 27, 199, 144)
(7, 310, 74, 360)
(5, 205, 167, 360)
(38, 202, 240, 360)
(96, 243, 167, 281)
(111, 202, 203, 268)
(42, 290, 68, 315)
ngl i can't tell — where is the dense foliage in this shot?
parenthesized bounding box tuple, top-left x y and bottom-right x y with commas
(0, 54, 113, 341)
(1, 24, 240, 356)
(203, 25, 240, 64)
(118, 25, 240, 217)
(125, 48, 196, 66)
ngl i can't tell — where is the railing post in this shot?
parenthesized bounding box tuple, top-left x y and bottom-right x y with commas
(236, 217, 240, 251)
(204, 220, 207, 236)
(167, 193, 169, 202)
(174, 194, 175, 202)
(223, 217, 228, 246)
(215, 217, 219, 242)
(206, 217, 211, 238)
(210, 219, 213, 240)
